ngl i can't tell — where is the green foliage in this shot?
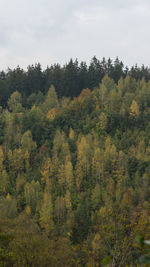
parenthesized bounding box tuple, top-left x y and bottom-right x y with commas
(102, 255, 112, 265)
(0, 72, 150, 266)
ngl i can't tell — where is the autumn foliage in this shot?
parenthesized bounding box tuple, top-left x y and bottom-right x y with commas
(0, 75, 150, 266)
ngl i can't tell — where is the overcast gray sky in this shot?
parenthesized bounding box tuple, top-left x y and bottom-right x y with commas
(0, 0, 150, 70)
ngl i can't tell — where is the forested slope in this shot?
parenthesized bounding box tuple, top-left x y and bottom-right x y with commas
(0, 73, 150, 266)
(1, 57, 150, 107)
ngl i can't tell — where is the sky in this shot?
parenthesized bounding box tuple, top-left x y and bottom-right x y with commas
(0, 0, 150, 70)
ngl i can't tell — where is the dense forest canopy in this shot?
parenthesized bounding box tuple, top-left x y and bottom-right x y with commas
(0, 58, 150, 266)
(1, 56, 150, 108)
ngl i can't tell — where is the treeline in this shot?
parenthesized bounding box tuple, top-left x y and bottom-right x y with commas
(1, 74, 150, 266)
(1, 57, 150, 107)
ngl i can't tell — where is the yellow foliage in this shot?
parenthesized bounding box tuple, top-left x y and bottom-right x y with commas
(25, 205, 31, 216)
(57, 163, 65, 186)
(76, 136, 91, 190)
(6, 193, 11, 201)
(65, 190, 72, 211)
(98, 112, 108, 131)
(52, 130, 71, 164)
(21, 130, 37, 151)
(78, 88, 91, 102)
(43, 85, 58, 113)
(46, 107, 58, 121)
(65, 161, 74, 189)
(41, 158, 53, 188)
(130, 100, 140, 117)
(69, 128, 75, 140)
(98, 206, 106, 218)
(7, 90, 22, 111)
(8, 148, 24, 172)
(92, 233, 101, 251)
(54, 196, 65, 218)
(0, 146, 4, 170)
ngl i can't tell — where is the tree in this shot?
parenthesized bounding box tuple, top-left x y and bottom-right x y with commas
(91, 183, 102, 210)
(96, 112, 108, 135)
(0, 195, 17, 219)
(75, 136, 91, 191)
(92, 147, 104, 184)
(0, 170, 9, 195)
(65, 161, 74, 190)
(39, 191, 53, 234)
(52, 130, 71, 164)
(21, 130, 37, 152)
(0, 145, 4, 171)
(54, 196, 66, 223)
(9, 213, 56, 267)
(24, 180, 41, 214)
(42, 85, 58, 113)
(41, 157, 53, 189)
(7, 148, 24, 174)
(65, 190, 72, 212)
(0, 222, 14, 266)
(47, 107, 59, 121)
(130, 100, 140, 118)
(7, 91, 22, 111)
(71, 194, 91, 244)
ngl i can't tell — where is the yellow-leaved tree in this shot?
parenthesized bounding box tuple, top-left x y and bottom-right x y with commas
(46, 107, 59, 121)
(130, 100, 140, 118)
(0, 146, 4, 170)
(42, 85, 58, 113)
(41, 157, 53, 189)
(92, 147, 104, 184)
(7, 91, 22, 112)
(75, 136, 91, 191)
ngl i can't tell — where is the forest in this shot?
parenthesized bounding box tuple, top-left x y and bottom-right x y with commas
(0, 58, 150, 266)
(1, 56, 150, 108)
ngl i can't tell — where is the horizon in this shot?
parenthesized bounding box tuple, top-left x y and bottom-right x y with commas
(1, 56, 150, 73)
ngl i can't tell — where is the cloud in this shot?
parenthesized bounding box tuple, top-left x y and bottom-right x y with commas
(0, 0, 150, 69)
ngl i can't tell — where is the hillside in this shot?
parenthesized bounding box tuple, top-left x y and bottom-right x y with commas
(0, 73, 150, 266)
